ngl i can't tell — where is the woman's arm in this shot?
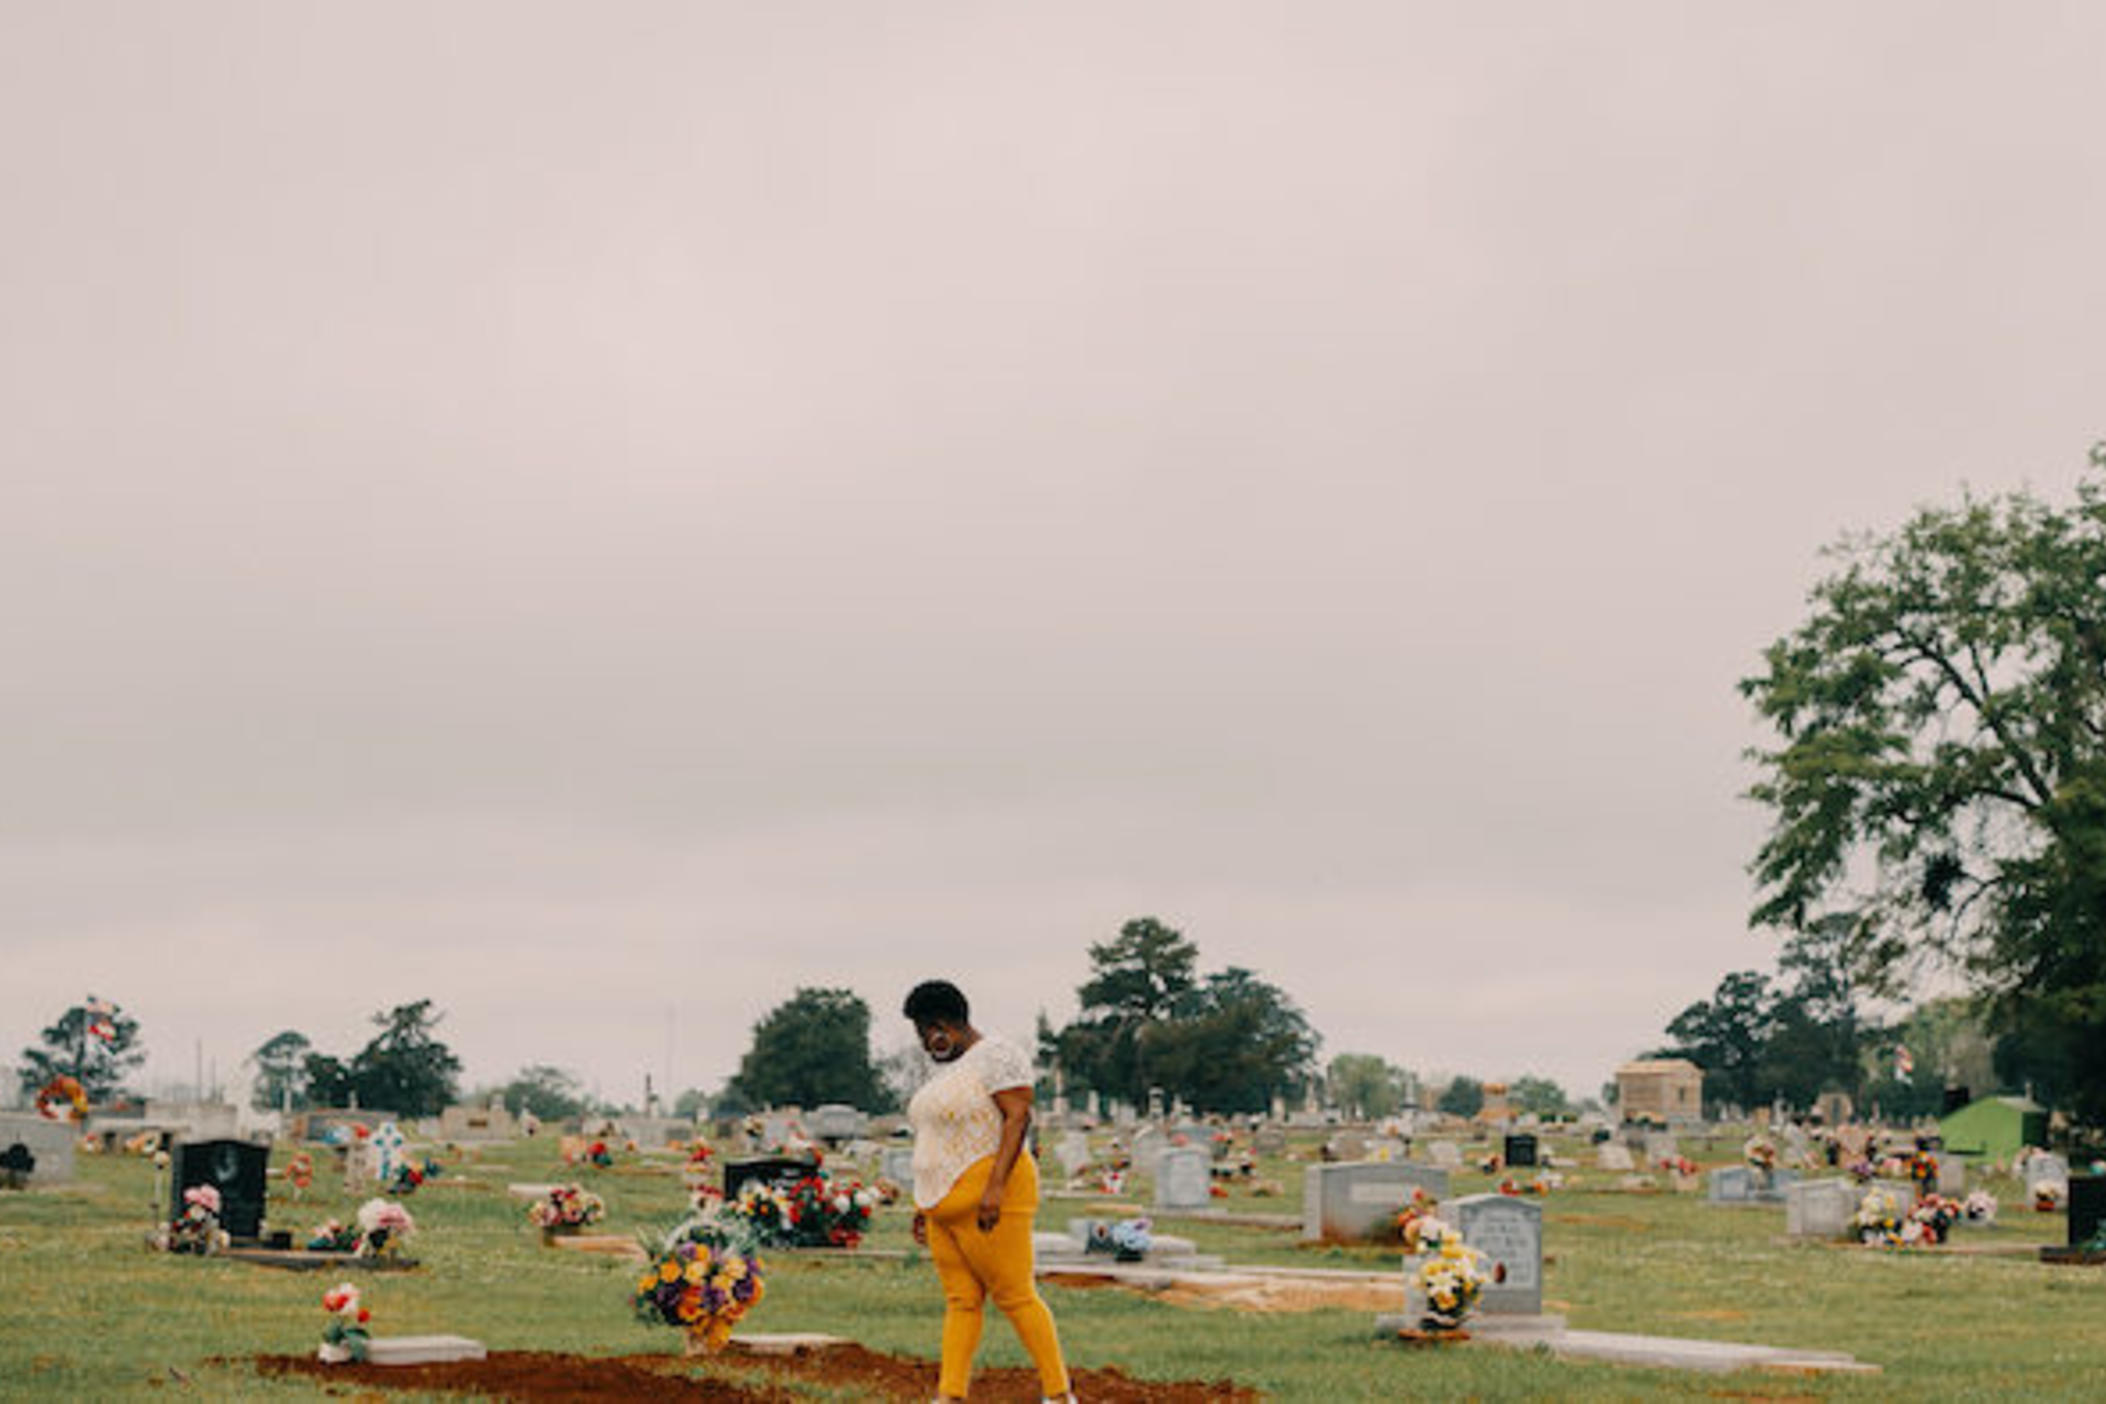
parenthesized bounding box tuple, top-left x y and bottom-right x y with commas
(977, 1086, 1034, 1230)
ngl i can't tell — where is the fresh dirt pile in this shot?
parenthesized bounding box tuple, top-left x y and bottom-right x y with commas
(252, 1343, 1261, 1401)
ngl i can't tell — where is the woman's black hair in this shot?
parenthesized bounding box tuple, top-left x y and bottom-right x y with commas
(902, 980, 970, 1026)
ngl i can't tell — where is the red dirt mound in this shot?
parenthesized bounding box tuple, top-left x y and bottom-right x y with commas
(252, 1343, 1261, 1402)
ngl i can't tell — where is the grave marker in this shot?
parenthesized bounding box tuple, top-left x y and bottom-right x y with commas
(1452, 1193, 1543, 1314)
(1785, 1178, 1858, 1239)
(1301, 1162, 1448, 1242)
(171, 1138, 271, 1240)
(1155, 1146, 1213, 1211)
(0, 1113, 77, 1187)
(1503, 1133, 1538, 1168)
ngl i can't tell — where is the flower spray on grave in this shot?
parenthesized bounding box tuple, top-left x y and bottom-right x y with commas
(161, 1184, 230, 1255)
(1852, 1187, 1908, 1246)
(1744, 1135, 1779, 1188)
(1400, 1217, 1490, 1338)
(317, 1282, 372, 1364)
(354, 1198, 417, 1259)
(726, 1172, 875, 1248)
(1084, 1217, 1153, 1262)
(527, 1184, 606, 1240)
(633, 1205, 768, 1358)
(1908, 1195, 1962, 1244)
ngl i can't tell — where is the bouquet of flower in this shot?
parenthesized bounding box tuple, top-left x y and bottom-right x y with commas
(1086, 1217, 1153, 1262)
(307, 1218, 361, 1253)
(1744, 1136, 1778, 1173)
(317, 1282, 372, 1364)
(784, 1174, 877, 1248)
(1853, 1188, 1907, 1246)
(1963, 1189, 1998, 1223)
(1910, 1194, 1962, 1244)
(2034, 1181, 2067, 1212)
(1099, 1167, 1129, 1196)
(1876, 1155, 1908, 1179)
(355, 1198, 416, 1258)
(1404, 1218, 1490, 1332)
(166, 1184, 229, 1255)
(586, 1140, 614, 1168)
(1477, 1153, 1503, 1174)
(1392, 1189, 1439, 1252)
(1659, 1156, 1697, 1177)
(1847, 1157, 1877, 1183)
(528, 1184, 606, 1232)
(1907, 1149, 1938, 1196)
(633, 1217, 766, 1356)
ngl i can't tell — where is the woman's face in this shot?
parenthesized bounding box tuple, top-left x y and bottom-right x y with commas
(916, 1019, 966, 1062)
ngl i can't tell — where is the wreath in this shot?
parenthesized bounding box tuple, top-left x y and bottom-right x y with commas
(36, 1076, 90, 1123)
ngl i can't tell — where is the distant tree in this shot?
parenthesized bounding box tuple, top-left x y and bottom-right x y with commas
(672, 1087, 711, 1119)
(1437, 1076, 1484, 1118)
(250, 1030, 312, 1110)
(302, 1052, 354, 1108)
(1144, 968, 1320, 1115)
(1328, 1053, 1410, 1120)
(497, 1065, 589, 1121)
(17, 997, 145, 1103)
(1509, 1075, 1570, 1119)
(1057, 917, 1200, 1105)
(1659, 971, 1775, 1112)
(1742, 457, 2106, 1121)
(347, 1001, 463, 1117)
(725, 988, 891, 1112)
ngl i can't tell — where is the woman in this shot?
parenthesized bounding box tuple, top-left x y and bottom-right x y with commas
(903, 979, 1074, 1403)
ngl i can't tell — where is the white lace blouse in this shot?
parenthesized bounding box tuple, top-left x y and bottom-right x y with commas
(907, 1035, 1035, 1210)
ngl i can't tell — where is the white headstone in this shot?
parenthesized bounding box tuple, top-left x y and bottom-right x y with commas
(1428, 1140, 1463, 1169)
(1155, 1146, 1213, 1211)
(371, 1122, 407, 1184)
(1785, 1178, 1858, 1239)
(1597, 1143, 1634, 1172)
(0, 1113, 78, 1186)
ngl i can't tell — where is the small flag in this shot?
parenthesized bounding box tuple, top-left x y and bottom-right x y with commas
(1894, 1044, 1914, 1083)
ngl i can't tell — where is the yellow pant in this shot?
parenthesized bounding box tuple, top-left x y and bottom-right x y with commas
(925, 1152, 1069, 1398)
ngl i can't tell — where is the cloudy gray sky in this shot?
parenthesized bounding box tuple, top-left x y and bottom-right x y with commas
(5, 3, 2104, 1108)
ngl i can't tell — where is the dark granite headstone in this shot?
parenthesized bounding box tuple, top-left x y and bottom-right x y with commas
(1503, 1133, 1538, 1168)
(723, 1155, 818, 1199)
(2069, 1175, 2106, 1249)
(171, 1139, 271, 1240)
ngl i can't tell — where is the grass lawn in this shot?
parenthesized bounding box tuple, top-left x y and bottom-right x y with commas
(2, 1130, 2101, 1399)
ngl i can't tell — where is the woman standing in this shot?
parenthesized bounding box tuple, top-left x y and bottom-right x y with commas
(903, 979, 1074, 1403)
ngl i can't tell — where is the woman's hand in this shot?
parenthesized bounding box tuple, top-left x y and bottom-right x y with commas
(976, 1183, 1004, 1231)
(912, 1209, 928, 1246)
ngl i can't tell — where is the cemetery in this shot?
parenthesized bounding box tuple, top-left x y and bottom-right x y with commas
(5, 1106, 2106, 1398)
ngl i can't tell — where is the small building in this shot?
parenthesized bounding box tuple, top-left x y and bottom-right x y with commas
(1938, 1095, 2047, 1160)
(1615, 1059, 1703, 1125)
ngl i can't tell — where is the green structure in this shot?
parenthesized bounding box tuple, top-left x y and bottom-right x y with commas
(1938, 1095, 2047, 1160)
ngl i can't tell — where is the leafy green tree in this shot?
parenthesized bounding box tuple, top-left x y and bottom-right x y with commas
(1436, 1076, 1484, 1118)
(302, 1052, 354, 1108)
(1742, 456, 2106, 1120)
(725, 988, 891, 1111)
(17, 997, 144, 1103)
(496, 1064, 590, 1120)
(1329, 1053, 1411, 1120)
(250, 1030, 312, 1110)
(1509, 1075, 1570, 1119)
(1659, 971, 1775, 1113)
(347, 1001, 463, 1117)
(1144, 968, 1320, 1115)
(1056, 917, 1200, 1105)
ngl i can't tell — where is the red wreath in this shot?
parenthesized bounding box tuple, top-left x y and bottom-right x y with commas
(36, 1076, 90, 1123)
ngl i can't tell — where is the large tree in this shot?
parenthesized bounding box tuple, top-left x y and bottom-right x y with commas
(493, 1064, 590, 1121)
(1742, 455, 2106, 1120)
(348, 1001, 463, 1117)
(1054, 916, 1198, 1105)
(1143, 967, 1320, 1115)
(17, 997, 145, 1103)
(725, 988, 891, 1112)
(1658, 970, 1775, 1113)
(1328, 1053, 1412, 1120)
(249, 1030, 313, 1110)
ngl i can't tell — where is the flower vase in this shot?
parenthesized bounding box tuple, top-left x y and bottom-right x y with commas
(683, 1321, 733, 1357)
(541, 1223, 581, 1245)
(316, 1342, 352, 1365)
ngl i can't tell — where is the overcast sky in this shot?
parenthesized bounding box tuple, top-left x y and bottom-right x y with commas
(5, 3, 2104, 1109)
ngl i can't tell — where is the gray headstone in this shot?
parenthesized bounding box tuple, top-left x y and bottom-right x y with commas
(879, 1146, 915, 1187)
(1301, 1161, 1448, 1242)
(1452, 1193, 1542, 1314)
(1155, 1146, 1213, 1211)
(1785, 1178, 1858, 1239)
(1427, 1140, 1463, 1169)
(1643, 1131, 1678, 1164)
(1131, 1126, 1165, 1179)
(1708, 1166, 1753, 1202)
(1056, 1131, 1091, 1179)
(1253, 1126, 1287, 1157)
(1597, 1143, 1634, 1172)
(805, 1104, 866, 1144)
(0, 1113, 78, 1186)
(2025, 1152, 2070, 1196)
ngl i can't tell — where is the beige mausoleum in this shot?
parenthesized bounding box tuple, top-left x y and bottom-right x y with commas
(1615, 1058, 1703, 1125)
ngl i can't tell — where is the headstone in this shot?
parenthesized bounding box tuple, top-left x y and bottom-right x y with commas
(723, 1155, 818, 1199)
(1301, 1161, 1448, 1242)
(1130, 1126, 1165, 1180)
(1155, 1146, 1213, 1211)
(363, 1335, 489, 1366)
(342, 1140, 379, 1193)
(805, 1104, 866, 1145)
(1329, 1130, 1369, 1161)
(2068, 1176, 2106, 1249)
(170, 1138, 271, 1240)
(759, 1111, 801, 1148)
(371, 1122, 407, 1184)
(1427, 1140, 1462, 1169)
(0, 1113, 78, 1187)
(1503, 1133, 1539, 1168)
(1642, 1131, 1678, 1164)
(1452, 1193, 1543, 1314)
(1056, 1131, 1091, 1180)
(1253, 1126, 1287, 1157)
(1597, 1143, 1634, 1172)
(1785, 1178, 1858, 1239)
(2025, 1152, 2070, 1199)
(879, 1146, 915, 1188)
(1935, 1156, 1968, 1197)
(1709, 1166, 1755, 1203)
